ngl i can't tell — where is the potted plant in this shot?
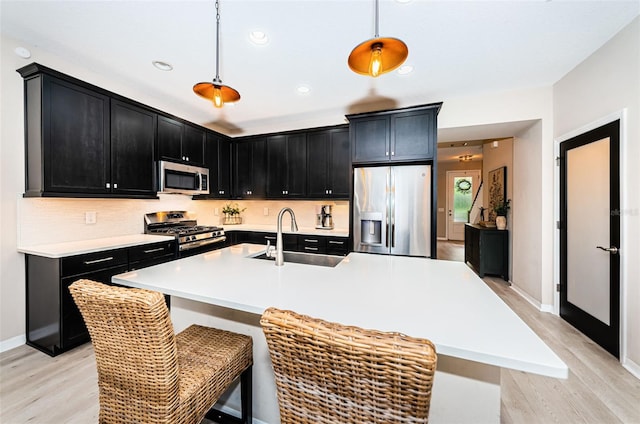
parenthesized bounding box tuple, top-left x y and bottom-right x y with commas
(222, 203, 246, 225)
(494, 199, 510, 230)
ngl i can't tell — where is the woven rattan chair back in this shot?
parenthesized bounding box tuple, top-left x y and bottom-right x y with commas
(69, 279, 253, 424)
(260, 307, 438, 424)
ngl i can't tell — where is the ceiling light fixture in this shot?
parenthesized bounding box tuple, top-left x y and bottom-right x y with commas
(249, 30, 269, 45)
(15, 47, 31, 59)
(193, 0, 240, 108)
(348, 0, 408, 78)
(459, 155, 473, 162)
(152, 60, 173, 71)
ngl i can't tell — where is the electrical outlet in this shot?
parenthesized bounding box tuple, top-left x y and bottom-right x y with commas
(263, 207, 269, 216)
(214, 208, 219, 216)
(85, 211, 97, 224)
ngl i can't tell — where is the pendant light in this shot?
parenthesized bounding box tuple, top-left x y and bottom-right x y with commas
(348, 0, 408, 77)
(193, 0, 240, 108)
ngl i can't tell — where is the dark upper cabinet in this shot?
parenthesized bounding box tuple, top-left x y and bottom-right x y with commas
(233, 136, 266, 198)
(348, 103, 441, 164)
(110, 100, 156, 196)
(157, 115, 205, 166)
(18, 64, 157, 198)
(307, 127, 350, 198)
(202, 132, 232, 198)
(267, 133, 307, 198)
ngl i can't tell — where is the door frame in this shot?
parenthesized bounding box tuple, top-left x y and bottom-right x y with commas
(554, 110, 627, 361)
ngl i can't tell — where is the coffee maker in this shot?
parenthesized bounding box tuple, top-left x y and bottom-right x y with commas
(316, 205, 334, 230)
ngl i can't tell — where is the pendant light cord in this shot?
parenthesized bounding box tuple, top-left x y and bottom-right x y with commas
(214, 0, 221, 83)
(374, 0, 379, 38)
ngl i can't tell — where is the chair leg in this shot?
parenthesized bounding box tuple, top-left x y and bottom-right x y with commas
(240, 366, 252, 424)
(204, 366, 252, 424)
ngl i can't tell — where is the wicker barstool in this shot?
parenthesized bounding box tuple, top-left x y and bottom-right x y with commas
(69, 279, 253, 424)
(260, 307, 438, 424)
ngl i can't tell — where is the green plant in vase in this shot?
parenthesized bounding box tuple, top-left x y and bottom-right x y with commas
(222, 203, 246, 225)
(494, 199, 510, 230)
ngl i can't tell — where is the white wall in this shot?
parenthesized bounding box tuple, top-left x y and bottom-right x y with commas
(553, 17, 640, 371)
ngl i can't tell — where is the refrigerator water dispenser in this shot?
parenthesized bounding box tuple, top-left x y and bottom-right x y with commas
(359, 212, 383, 245)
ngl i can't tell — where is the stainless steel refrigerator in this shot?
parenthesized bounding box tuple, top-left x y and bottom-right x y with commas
(353, 165, 432, 257)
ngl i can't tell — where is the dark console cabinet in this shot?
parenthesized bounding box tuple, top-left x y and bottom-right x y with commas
(464, 224, 509, 280)
(26, 240, 176, 356)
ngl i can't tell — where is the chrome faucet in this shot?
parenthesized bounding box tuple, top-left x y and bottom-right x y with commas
(275, 207, 298, 266)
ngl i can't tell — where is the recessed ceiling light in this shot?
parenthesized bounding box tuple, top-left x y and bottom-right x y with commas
(152, 60, 173, 71)
(15, 47, 31, 59)
(296, 85, 311, 94)
(395, 0, 413, 3)
(397, 65, 414, 75)
(249, 30, 269, 45)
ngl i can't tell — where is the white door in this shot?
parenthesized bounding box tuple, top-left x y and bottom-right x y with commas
(447, 170, 481, 241)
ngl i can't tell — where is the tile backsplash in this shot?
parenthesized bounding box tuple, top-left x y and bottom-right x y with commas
(17, 195, 349, 246)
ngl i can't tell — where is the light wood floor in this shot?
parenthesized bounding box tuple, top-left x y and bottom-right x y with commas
(2, 257, 639, 423)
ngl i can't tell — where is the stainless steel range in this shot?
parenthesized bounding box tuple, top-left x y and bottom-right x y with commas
(144, 211, 226, 257)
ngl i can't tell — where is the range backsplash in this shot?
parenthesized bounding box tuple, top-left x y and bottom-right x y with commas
(17, 195, 349, 246)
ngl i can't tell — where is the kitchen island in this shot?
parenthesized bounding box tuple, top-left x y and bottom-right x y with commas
(113, 243, 567, 423)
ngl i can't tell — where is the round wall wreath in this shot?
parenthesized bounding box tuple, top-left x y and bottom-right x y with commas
(455, 178, 472, 194)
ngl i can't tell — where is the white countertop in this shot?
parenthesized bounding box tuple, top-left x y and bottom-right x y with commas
(222, 224, 349, 237)
(113, 243, 568, 379)
(17, 234, 175, 258)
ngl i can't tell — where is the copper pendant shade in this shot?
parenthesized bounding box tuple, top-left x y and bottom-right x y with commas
(193, 0, 240, 108)
(348, 0, 408, 77)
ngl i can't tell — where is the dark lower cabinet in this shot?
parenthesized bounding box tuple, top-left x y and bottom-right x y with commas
(464, 224, 509, 280)
(26, 240, 176, 356)
(227, 231, 348, 256)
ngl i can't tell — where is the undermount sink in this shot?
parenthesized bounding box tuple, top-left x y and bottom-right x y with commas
(251, 251, 345, 268)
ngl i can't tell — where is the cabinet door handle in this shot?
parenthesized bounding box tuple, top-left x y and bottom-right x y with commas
(113, 183, 118, 189)
(328, 189, 332, 194)
(83, 256, 114, 265)
(391, 151, 395, 156)
(385, 151, 389, 156)
(304, 247, 319, 251)
(105, 183, 111, 189)
(329, 240, 344, 245)
(304, 239, 318, 243)
(143, 247, 165, 254)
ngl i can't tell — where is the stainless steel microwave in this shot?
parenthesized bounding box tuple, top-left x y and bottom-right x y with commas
(158, 160, 209, 195)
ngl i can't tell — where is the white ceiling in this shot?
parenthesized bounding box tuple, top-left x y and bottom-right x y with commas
(2, 0, 638, 146)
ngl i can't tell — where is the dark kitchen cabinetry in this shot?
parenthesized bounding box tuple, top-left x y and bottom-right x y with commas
(227, 231, 348, 256)
(110, 100, 157, 196)
(464, 224, 509, 280)
(17, 63, 157, 199)
(348, 103, 441, 164)
(198, 133, 232, 198)
(26, 240, 176, 356)
(157, 115, 205, 166)
(267, 133, 307, 198)
(307, 127, 350, 199)
(233, 137, 267, 198)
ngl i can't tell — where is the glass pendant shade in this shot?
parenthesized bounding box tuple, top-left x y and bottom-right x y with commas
(348, 37, 408, 77)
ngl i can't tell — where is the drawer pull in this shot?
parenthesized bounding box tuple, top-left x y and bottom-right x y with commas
(304, 239, 319, 243)
(83, 256, 114, 265)
(329, 240, 345, 245)
(143, 247, 165, 254)
(304, 247, 319, 251)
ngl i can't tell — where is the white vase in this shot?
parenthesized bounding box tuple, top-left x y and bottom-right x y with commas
(496, 216, 507, 230)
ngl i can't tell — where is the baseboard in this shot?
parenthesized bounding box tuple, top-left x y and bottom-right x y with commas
(509, 283, 553, 313)
(0, 334, 26, 353)
(622, 357, 640, 380)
